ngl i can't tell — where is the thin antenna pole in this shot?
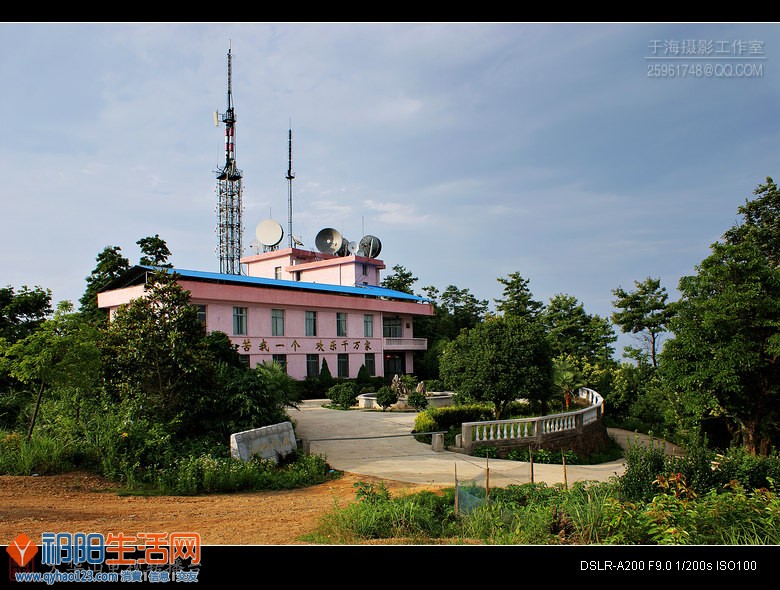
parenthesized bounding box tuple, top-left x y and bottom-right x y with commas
(287, 127, 295, 248)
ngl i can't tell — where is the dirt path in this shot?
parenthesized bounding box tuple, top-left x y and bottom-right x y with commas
(0, 471, 431, 546)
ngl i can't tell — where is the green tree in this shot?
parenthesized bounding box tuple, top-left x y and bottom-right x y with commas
(552, 355, 585, 410)
(99, 269, 212, 429)
(79, 245, 130, 323)
(439, 315, 554, 419)
(611, 277, 674, 367)
(1, 301, 100, 439)
(541, 293, 617, 364)
(380, 264, 417, 294)
(724, 177, 780, 265)
(439, 285, 488, 333)
(494, 272, 544, 320)
(661, 237, 780, 455)
(137, 234, 173, 268)
(0, 285, 52, 343)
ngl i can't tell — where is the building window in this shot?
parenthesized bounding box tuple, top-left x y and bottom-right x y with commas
(364, 353, 375, 376)
(271, 309, 285, 336)
(305, 311, 317, 336)
(272, 354, 287, 372)
(294, 271, 301, 281)
(274, 266, 282, 280)
(306, 354, 319, 378)
(384, 354, 404, 376)
(337, 353, 349, 378)
(383, 317, 402, 338)
(238, 354, 250, 368)
(336, 312, 347, 337)
(233, 306, 247, 335)
(197, 305, 207, 332)
(363, 314, 373, 338)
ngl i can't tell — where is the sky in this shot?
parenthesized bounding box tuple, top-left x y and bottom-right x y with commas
(1, 22, 777, 357)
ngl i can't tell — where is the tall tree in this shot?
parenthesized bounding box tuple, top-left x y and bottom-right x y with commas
(724, 176, 780, 265)
(99, 269, 211, 428)
(661, 238, 780, 455)
(380, 264, 417, 294)
(662, 178, 780, 455)
(79, 246, 130, 323)
(541, 293, 617, 364)
(494, 272, 544, 320)
(439, 315, 554, 419)
(0, 285, 52, 343)
(137, 234, 172, 268)
(1, 301, 100, 439)
(438, 285, 488, 336)
(611, 277, 674, 367)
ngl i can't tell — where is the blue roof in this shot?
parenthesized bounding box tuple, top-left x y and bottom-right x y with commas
(143, 266, 431, 303)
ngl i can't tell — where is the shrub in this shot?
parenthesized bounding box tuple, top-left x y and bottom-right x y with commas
(406, 388, 428, 411)
(618, 436, 670, 503)
(156, 451, 331, 495)
(413, 413, 438, 438)
(375, 386, 398, 411)
(327, 382, 359, 410)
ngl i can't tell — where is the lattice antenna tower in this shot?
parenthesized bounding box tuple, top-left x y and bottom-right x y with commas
(286, 127, 295, 248)
(214, 44, 244, 275)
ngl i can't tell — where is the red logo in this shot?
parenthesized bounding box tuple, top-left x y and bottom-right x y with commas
(6, 533, 38, 567)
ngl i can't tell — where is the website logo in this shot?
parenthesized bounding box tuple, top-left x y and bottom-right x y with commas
(6, 533, 38, 567)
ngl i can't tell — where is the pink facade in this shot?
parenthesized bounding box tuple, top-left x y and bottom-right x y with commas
(97, 250, 433, 381)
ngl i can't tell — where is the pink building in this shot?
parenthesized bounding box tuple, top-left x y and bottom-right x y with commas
(97, 247, 434, 380)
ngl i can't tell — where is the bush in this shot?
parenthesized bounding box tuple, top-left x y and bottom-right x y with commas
(406, 388, 428, 411)
(156, 451, 331, 495)
(327, 382, 359, 410)
(413, 413, 438, 440)
(375, 386, 398, 411)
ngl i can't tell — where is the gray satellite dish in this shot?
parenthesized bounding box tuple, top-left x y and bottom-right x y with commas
(359, 235, 382, 258)
(347, 241, 358, 255)
(256, 220, 284, 247)
(335, 237, 351, 257)
(315, 228, 343, 254)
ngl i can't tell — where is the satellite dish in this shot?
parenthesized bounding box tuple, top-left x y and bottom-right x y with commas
(249, 239, 262, 254)
(335, 237, 351, 257)
(256, 220, 284, 247)
(347, 241, 358, 255)
(359, 235, 382, 258)
(213, 111, 220, 127)
(315, 228, 343, 254)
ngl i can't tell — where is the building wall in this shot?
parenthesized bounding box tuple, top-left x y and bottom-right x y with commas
(97, 274, 432, 381)
(199, 299, 410, 379)
(242, 248, 385, 286)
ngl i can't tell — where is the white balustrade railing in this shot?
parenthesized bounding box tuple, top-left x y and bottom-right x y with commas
(461, 387, 603, 452)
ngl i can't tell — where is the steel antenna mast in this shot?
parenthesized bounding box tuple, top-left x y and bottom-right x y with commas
(214, 44, 244, 274)
(286, 127, 295, 249)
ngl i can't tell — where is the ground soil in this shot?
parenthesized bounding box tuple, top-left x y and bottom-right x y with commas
(0, 471, 432, 546)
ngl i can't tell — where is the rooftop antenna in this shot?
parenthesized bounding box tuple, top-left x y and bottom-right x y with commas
(286, 125, 295, 249)
(214, 41, 244, 275)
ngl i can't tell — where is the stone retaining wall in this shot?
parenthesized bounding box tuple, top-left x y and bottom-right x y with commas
(230, 421, 297, 464)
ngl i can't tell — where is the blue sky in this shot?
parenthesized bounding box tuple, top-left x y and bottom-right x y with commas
(1, 22, 777, 357)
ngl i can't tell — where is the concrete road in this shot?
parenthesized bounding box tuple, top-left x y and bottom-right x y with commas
(289, 399, 681, 489)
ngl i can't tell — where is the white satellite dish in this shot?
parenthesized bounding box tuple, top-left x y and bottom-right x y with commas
(359, 235, 382, 258)
(213, 111, 220, 127)
(315, 228, 343, 254)
(347, 241, 358, 255)
(256, 219, 284, 247)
